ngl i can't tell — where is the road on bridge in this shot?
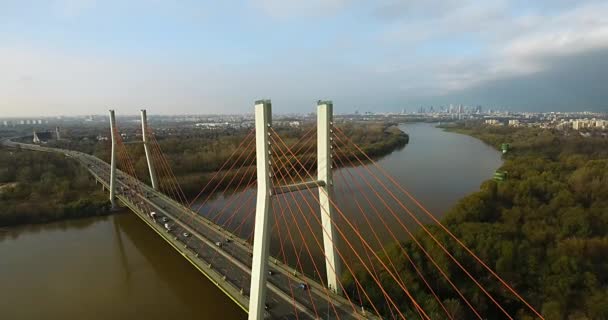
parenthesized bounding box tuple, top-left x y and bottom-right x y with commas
(2, 138, 372, 320)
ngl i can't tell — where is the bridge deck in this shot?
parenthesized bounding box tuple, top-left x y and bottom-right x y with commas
(3, 139, 374, 320)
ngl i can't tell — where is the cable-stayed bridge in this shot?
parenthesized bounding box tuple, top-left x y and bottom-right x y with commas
(2, 100, 544, 320)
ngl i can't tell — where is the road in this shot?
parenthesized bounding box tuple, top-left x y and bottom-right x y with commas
(1, 137, 374, 320)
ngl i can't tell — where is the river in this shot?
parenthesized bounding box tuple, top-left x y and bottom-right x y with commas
(0, 123, 502, 320)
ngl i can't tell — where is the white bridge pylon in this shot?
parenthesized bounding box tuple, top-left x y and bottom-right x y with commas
(248, 100, 341, 320)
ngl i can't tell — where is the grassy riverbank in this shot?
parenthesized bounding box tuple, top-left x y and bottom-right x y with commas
(347, 122, 608, 319)
(0, 148, 111, 227)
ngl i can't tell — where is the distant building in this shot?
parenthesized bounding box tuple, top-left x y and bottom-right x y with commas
(195, 122, 227, 129)
(508, 119, 520, 127)
(556, 122, 571, 130)
(572, 120, 584, 130)
(485, 119, 501, 125)
(32, 131, 53, 144)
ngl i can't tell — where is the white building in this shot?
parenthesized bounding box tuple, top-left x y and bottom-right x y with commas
(571, 118, 605, 130)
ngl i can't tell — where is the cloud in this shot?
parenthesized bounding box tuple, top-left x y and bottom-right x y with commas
(1, 0, 607, 115)
(52, 0, 97, 18)
(251, 0, 351, 18)
(373, 0, 608, 96)
(443, 47, 608, 112)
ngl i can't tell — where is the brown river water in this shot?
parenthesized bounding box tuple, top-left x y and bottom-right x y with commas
(0, 123, 502, 320)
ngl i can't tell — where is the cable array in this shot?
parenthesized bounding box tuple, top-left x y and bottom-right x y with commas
(110, 118, 544, 320)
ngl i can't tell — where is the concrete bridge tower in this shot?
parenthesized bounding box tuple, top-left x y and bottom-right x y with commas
(140, 109, 159, 190)
(248, 100, 273, 320)
(317, 100, 341, 294)
(109, 109, 117, 209)
(248, 100, 341, 319)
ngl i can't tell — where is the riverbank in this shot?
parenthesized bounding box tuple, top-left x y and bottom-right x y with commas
(2, 122, 505, 320)
(0, 123, 408, 227)
(348, 122, 608, 319)
(110, 122, 409, 199)
(0, 148, 111, 227)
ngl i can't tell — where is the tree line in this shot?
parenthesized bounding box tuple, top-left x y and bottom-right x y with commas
(0, 122, 408, 226)
(51, 123, 409, 199)
(345, 123, 608, 319)
(0, 148, 111, 227)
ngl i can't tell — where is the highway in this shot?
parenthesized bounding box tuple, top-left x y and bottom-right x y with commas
(2, 137, 374, 320)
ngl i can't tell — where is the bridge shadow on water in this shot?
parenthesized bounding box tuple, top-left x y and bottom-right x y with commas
(111, 212, 247, 320)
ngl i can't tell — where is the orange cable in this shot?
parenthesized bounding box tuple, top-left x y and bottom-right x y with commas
(269, 132, 395, 319)
(188, 129, 255, 206)
(334, 128, 511, 319)
(193, 136, 256, 214)
(333, 145, 456, 320)
(271, 129, 429, 319)
(331, 131, 484, 319)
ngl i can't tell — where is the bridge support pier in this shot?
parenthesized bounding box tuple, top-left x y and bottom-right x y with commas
(140, 109, 159, 190)
(248, 100, 273, 320)
(317, 101, 341, 295)
(109, 109, 117, 209)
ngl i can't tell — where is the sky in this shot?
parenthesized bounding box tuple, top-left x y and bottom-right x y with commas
(1, 0, 608, 116)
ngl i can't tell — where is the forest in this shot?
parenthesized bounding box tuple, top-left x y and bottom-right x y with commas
(0, 148, 111, 226)
(346, 123, 608, 319)
(0, 122, 408, 226)
(49, 122, 409, 199)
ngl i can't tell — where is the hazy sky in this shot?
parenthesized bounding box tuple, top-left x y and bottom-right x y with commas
(1, 0, 608, 116)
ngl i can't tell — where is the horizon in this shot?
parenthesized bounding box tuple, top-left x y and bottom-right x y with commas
(2, 1, 608, 116)
(1, 107, 606, 120)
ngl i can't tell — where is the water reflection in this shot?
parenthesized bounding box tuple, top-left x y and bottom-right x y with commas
(194, 123, 503, 280)
(0, 213, 246, 320)
(0, 123, 500, 320)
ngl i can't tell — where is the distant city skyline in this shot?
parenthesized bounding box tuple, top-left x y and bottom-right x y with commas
(2, 0, 608, 116)
(1, 107, 605, 121)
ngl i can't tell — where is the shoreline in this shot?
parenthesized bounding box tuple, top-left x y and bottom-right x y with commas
(0, 124, 410, 228)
